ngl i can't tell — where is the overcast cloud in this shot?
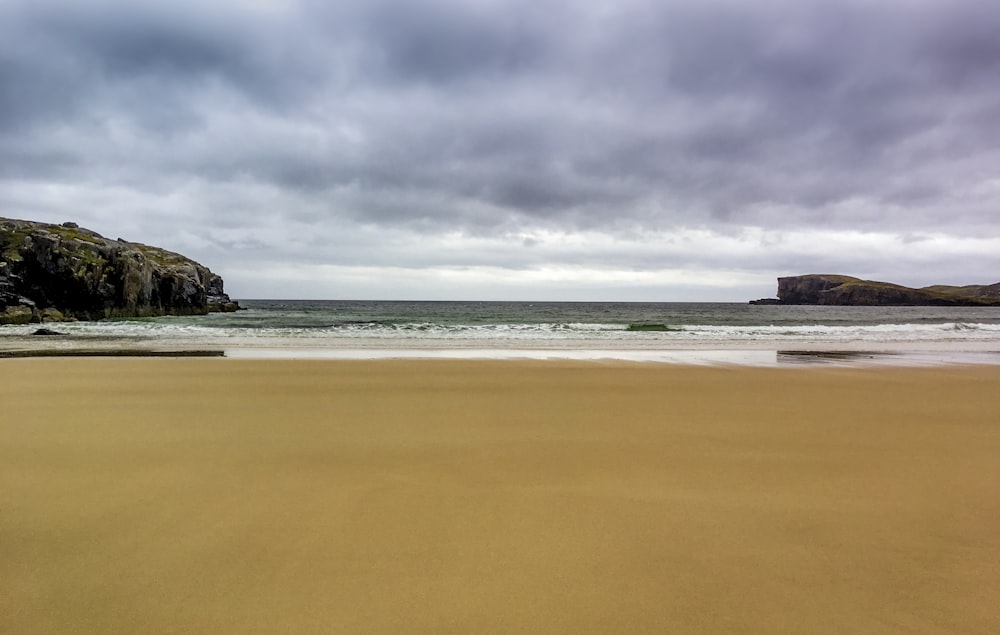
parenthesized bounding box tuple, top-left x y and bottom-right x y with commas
(2, 0, 999, 300)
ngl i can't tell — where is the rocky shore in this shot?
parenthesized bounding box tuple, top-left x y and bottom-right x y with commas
(751, 274, 1000, 306)
(1, 218, 238, 324)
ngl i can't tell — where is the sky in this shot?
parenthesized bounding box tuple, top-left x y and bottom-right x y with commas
(2, 0, 999, 301)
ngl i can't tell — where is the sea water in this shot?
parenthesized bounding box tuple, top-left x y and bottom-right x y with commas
(3, 300, 1000, 365)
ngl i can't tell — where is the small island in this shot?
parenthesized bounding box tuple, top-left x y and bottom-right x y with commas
(751, 274, 1000, 306)
(1, 217, 238, 324)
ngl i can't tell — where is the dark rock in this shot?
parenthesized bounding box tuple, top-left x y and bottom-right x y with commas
(626, 323, 675, 331)
(1, 258, 41, 322)
(206, 272, 241, 312)
(1, 217, 238, 320)
(209, 301, 240, 313)
(778, 275, 860, 304)
(32, 327, 64, 336)
(769, 274, 1000, 306)
(61, 221, 79, 228)
(749, 298, 784, 305)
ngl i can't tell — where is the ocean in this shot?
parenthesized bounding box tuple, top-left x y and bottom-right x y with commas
(3, 300, 1000, 365)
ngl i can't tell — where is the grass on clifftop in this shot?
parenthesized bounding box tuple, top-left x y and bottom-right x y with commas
(132, 243, 199, 268)
(2, 218, 203, 271)
(1, 221, 104, 261)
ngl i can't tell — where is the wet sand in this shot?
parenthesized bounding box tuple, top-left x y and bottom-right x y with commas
(2, 359, 999, 633)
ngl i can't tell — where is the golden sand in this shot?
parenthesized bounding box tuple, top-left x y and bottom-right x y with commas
(2, 359, 999, 633)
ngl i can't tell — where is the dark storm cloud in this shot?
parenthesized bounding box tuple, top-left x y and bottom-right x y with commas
(353, 0, 554, 84)
(2, 0, 1000, 298)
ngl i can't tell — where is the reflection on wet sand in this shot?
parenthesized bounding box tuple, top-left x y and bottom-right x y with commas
(777, 350, 893, 364)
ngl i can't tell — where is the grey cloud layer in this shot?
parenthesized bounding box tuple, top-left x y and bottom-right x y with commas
(2, 0, 999, 294)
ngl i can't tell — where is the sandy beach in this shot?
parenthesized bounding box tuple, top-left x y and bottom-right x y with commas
(2, 359, 999, 634)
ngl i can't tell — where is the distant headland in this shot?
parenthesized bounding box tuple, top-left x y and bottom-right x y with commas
(751, 274, 1000, 306)
(1, 217, 238, 324)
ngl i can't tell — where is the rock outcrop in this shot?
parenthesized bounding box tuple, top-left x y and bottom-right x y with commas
(1, 218, 238, 323)
(751, 274, 1000, 306)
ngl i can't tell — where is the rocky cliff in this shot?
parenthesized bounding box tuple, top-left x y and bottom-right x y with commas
(751, 274, 1000, 306)
(1, 218, 238, 324)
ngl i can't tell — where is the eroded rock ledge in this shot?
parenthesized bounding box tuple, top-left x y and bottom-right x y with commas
(751, 274, 1000, 306)
(1, 218, 239, 324)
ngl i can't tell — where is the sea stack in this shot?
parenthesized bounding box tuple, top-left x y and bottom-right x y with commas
(1, 217, 238, 324)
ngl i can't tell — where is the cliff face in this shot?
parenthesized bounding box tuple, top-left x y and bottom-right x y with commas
(759, 274, 1000, 306)
(1, 218, 238, 323)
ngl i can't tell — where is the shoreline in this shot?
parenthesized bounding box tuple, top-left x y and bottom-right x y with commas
(4, 299, 1000, 367)
(4, 359, 999, 633)
(2, 342, 1000, 366)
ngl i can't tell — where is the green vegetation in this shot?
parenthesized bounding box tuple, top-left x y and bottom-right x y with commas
(133, 243, 193, 267)
(1, 220, 105, 263)
(44, 224, 102, 244)
(804, 274, 860, 284)
(841, 280, 999, 304)
(921, 284, 991, 298)
(1, 226, 31, 261)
